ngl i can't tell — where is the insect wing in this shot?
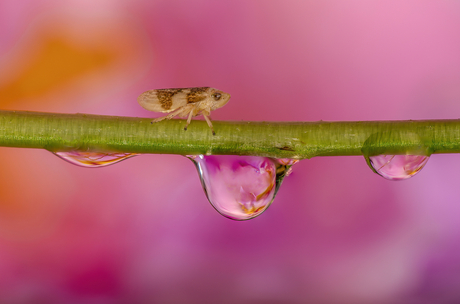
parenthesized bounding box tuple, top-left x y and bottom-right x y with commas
(138, 89, 189, 113)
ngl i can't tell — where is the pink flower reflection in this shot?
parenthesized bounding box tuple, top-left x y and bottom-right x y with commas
(189, 155, 277, 220)
(368, 154, 429, 180)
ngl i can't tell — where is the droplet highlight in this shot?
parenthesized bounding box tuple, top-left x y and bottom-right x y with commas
(187, 155, 297, 220)
(366, 154, 429, 181)
(53, 151, 137, 168)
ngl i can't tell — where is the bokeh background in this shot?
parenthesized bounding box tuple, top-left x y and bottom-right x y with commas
(1, 0, 460, 303)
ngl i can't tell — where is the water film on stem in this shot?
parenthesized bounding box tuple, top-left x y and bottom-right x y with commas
(53, 151, 137, 168)
(187, 155, 298, 220)
(361, 131, 431, 181)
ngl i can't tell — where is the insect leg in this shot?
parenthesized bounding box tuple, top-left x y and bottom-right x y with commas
(202, 112, 215, 136)
(184, 110, 194, 131)
(151, 108, 182, 124)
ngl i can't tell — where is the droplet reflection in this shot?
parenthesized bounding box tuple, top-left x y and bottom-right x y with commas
(367, 154, 429, 181)
(53, 151, 137, 168)
(188, 155, 297, 220)
(276, 158, 299, 177)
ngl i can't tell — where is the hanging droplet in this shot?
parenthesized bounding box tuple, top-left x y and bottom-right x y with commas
(366, 154, 429, 180)
(53, 151, 137, 168)
(187, 155, 296, 220)
(361, 131, 431, 181)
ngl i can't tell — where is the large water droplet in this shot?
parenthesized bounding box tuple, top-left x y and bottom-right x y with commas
(53, 151, 137, 168)
(366, 154, 429, 180)
(187, 155, 297, 220)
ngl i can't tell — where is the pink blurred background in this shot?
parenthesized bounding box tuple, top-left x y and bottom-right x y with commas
(1, 0, 460, 303)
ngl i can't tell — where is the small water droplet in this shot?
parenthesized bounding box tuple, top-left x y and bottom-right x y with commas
(361, 131, 431, 180)
(366, 154, 429, 180)
(53, 151, 137, 168)
(187, 155, 296, 220)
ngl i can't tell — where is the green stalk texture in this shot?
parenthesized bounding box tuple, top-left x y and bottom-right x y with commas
(0, 110, 459, 159)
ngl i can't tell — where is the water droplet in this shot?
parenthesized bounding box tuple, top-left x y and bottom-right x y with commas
(53, 151, 137, 168)
(361, 131, 431, 180)
(366, 154, 429, 180)
(187, 155, 296, 220)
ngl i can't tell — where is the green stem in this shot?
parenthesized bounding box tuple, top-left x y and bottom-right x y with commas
(0, 110, 459, 159)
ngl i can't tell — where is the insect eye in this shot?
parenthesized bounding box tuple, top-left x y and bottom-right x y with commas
(212, 93, 222, 101)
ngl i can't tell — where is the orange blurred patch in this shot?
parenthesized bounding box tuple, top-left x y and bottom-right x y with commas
(0, 19, 148, 108)
(0, 35, 115, 104)
(0, 16, 149, 239)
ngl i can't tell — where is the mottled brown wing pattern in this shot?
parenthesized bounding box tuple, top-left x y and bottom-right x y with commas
(186, 87, 209, 103)
(155, 88, 183, 111)
(138, 88, 192, 113)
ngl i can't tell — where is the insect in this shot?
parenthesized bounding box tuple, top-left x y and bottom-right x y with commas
(137, 87, 231, 135)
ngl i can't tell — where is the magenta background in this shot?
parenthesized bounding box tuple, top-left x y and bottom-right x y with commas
(1, 1, 460, 303)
